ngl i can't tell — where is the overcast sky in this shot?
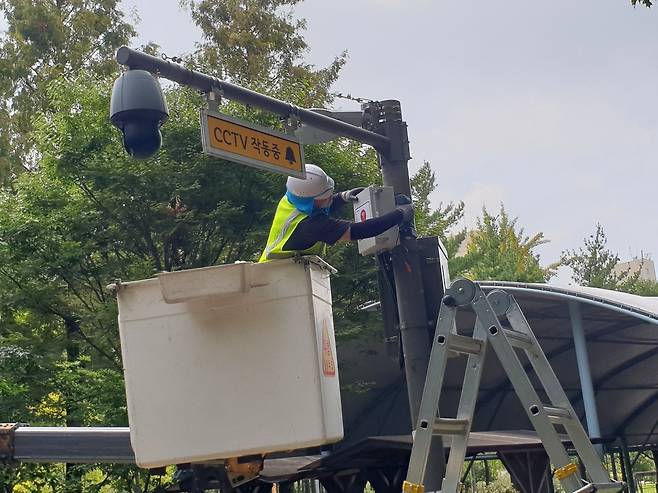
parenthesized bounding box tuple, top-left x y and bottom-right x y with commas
(4, 1, 658, 283)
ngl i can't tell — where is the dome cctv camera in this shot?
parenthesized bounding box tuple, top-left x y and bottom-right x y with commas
(110, 70, 169, 159)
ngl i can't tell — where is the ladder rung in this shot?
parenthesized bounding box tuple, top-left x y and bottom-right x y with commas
(573, 483, 626, 493)
(438, 333, 483, 355)
(502, 329, 534, 350)
(573, 483, 595, 493)
(532, 405, 573, 424)
(433, 417, 470, 435)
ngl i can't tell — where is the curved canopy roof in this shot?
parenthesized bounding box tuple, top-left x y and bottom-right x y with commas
(338, 282, 658, 449)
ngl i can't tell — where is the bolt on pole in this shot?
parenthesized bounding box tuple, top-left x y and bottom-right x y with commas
(363, 100, 446, 491)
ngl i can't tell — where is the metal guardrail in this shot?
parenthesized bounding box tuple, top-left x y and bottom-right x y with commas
(8, 425, 134, 464)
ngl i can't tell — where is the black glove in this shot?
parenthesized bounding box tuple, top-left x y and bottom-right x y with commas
(394, 193, 411, 205)
(396, 204, 414, 223)
(340, 187, 365, 202)
(394, 194, 414, 223)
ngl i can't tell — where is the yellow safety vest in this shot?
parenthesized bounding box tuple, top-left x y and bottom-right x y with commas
(258, 196, 327, 262)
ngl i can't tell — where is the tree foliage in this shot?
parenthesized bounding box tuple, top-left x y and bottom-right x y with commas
(182, 0, 346, 106)
(453, 205, 556, 282)
(561, 224, 620, 289)
(561, 224, 658, 295)
(0, 0, 354, 490)
(410, 161, 466, 259)
(0, 0, 135, 180)
(0, 1, 381, 489)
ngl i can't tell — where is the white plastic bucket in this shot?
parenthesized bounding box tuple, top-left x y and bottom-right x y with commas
(113, 256, 343, 468)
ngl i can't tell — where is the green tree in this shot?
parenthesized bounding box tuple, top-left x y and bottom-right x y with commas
(631, 0, 652, 7)
(0, 2, 482, 490)
(183, 0, 345, 106)
(0, 64, 299, 493)
(625, 278, 658, 296)
(410, 160, 466, 259)
(0, 0, 134, 488)
(454, 205, 556, 282)
(561, 224, 658, 295)
(561, 224, 621, 289)
(0, 0, 135, 181)
(0, 2, 372, 490)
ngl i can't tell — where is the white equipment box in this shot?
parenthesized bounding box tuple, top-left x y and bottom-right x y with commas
(113, 257, 343, 468)
(353, 186, 399, 256)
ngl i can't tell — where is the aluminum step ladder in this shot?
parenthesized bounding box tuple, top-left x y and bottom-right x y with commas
(403, 279, 624, 493)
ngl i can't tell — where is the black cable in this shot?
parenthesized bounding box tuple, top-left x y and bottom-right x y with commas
(377, 252, 398, 307)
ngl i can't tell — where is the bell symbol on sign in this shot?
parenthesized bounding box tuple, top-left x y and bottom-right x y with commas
(285, 146, 296, 164)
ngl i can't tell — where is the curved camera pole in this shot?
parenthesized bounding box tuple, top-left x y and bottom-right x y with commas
(115, 47, 389, 153)
(115, 46, 445, 489)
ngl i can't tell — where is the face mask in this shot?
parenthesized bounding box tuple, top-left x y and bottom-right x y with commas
(286, 191, 332, 216)
(286, 191, 314, 215)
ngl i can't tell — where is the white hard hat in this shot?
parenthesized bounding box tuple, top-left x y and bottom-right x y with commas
(286, 163, 335, 199)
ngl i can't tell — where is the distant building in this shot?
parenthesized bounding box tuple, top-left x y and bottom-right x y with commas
(613, 258, 656, 282)
(455, 230, 475, 257)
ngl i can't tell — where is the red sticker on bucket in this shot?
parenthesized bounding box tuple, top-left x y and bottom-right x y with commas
(322, 320, 336, 377)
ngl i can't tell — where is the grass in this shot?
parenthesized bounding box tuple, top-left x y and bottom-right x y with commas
(638, 482, 657, 493)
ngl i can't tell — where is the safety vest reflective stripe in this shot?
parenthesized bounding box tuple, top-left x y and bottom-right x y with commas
(263, 206, 302, 259)
(258, 196, 326, 262)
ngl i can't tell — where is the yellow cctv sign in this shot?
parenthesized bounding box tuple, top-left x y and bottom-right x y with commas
(200, 109, 305, 178)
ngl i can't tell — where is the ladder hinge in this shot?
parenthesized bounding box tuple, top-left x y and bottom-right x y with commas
(554, 462, 578, 480)
(403, 481, 425, 493)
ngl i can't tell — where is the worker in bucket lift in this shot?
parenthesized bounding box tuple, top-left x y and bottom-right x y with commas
(259, 163, 413, 262)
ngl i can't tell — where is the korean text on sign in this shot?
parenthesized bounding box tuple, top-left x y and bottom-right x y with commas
(206, 114, 303, 173)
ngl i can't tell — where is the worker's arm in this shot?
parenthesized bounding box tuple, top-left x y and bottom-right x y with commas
(284, 204, 412, 249)
(338, 205, 413, 242)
